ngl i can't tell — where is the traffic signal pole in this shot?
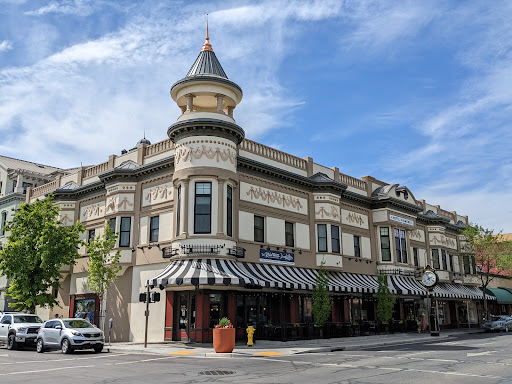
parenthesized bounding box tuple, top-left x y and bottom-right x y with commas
(144, 285, 150, 348)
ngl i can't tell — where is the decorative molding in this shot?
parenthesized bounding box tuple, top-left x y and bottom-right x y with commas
(145, 185, 173, 203)
(106, 197, 116, 213)
(246, 186, 303, 211)
(60, 213, 73, 225)
(83, 204, 103, 219)
(345, 211, 364, 226)
(118, 196, 133, 210)
(431, 235, 457, 248)
(175, 145, 236, 164)
(240, 174, 309, 198)
(315, 205, 340, 219)
(409, 229, 423, 241)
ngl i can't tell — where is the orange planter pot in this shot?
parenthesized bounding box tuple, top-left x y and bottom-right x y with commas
(213, 328, 235, 353)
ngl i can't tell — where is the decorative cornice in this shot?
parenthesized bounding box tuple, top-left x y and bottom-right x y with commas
(168, 119, 245, 145)
(170, 76, 243, 95)
(0, 192, 26, 206)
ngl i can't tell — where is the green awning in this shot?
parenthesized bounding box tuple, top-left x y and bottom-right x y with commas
(486, 288, 512, 305)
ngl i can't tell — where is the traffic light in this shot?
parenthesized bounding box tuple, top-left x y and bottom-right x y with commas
(139, 293, 147, 303)
(151, 292, 160, 302)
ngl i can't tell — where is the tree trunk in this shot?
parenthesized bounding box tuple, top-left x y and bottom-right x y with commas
(99, 291, 107, 332)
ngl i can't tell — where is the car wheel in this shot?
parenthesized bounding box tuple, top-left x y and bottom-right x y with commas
(7, 334, 18, 350)
(36, 338, 45, 353)
(93, 345, 103, 353)
(61, 338, 73, 354)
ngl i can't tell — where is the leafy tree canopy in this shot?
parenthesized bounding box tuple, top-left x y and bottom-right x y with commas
(312, 261, 332, 325)
(87, 219, 121, 300)
(0, 194, 83, 312)
(376, 273, 396, 324)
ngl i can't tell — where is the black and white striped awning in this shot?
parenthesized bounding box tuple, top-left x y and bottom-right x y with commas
(388, 275, 426, 296)
(146, 258, 379, 293)
(387, 275, 495, 301)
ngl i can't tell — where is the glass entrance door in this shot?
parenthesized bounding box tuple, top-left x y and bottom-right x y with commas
(178, 293, 188, 341)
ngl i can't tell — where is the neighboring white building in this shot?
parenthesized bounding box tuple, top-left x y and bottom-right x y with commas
(0, 156, 64, 311)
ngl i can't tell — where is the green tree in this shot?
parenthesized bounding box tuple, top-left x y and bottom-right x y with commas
(87, 220, 121, 331)
(461, 223, 512, 320)
(376, 273, 396, 324)
(312, 261, 332, 325)
(0, 194, 83, 312)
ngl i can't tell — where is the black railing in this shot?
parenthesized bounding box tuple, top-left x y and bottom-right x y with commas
(180, 244, 223, 255)
(227, 246, 246, 258)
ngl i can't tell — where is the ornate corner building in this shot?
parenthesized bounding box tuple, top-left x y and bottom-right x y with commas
(20, 31, 510, 342)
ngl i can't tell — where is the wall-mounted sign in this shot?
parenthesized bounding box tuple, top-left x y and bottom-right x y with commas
(389, 214, 414, 227)
(259, 249, 295, 265)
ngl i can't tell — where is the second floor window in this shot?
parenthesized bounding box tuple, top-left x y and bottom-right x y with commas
(380, 227, 391, 261)
(254, 216, 264, 243)
(463, 255, 470, 274)
(331, 225, 340, 254)
(1, 211, 6, 236)
(194, 182, 212, 234)
(413, 248, 419, 267)
(285, 222, 294, 247)
(150, 216, 159, 242)
(318, 224, 327, 252)
(120, 217, 131, 247)
(441, 249, 447, 270)
(354, 235, 361, 257)
(394, 229, 408, 263)
(109, 218, 116, 237)
(88, 229, 95, 243)
(432, 249, 440, 269)
(448, 254, 453, 271)
(227, 186, 233, 237)
(176, 185, 181, 237)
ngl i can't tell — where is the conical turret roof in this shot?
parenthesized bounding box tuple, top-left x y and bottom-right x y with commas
(186, 49, 227, 78)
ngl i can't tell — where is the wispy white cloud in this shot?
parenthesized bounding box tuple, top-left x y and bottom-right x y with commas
(0, 40, 13, 52)
(25, 0, 98, 16)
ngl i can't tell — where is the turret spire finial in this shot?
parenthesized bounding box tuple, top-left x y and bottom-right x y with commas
(201, 14, 213, 52)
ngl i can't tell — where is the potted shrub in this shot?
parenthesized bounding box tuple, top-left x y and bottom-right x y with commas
(213, 317, 235, 353)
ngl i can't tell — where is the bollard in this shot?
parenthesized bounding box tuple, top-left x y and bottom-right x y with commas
(246, 325, 255, 347)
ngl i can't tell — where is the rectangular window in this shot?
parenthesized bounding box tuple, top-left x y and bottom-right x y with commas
(462, 255, 470, 274)
(227, 185, 233, 237)
(432, 249, 440, 269)
(400, 230, 407, 263)
(194, 182, 212, 234)
(109, 218, 116, 237)
(254, 216, 265, 243)
(150, 216, 159, 242)
(318, 224, 327, 252)
(120, 217, 131, 247)
(331, 225, 340, 254)
(413, 248, 419, 267)
(1, 211, 6, 236)
(394, 229, 401, 263)
(448, 254, 453, 271)
(441, 249, 447, 270)
(176, 185, 181, 237)
(471, 256, 477, 274)
(394, 229, 407, 263)
(380, 227, 391, 261)
(22, 182, 32, 194)
(354, 235, 361, 257)
(285, 221, 294, 247)
(88, 229, 95, 243)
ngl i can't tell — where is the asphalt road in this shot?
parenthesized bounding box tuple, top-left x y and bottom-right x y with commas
(2, 333, 512, 383)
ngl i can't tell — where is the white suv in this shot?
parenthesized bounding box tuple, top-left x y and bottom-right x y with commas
(37, 318, 104, 354)
(0, 313, 44, 350)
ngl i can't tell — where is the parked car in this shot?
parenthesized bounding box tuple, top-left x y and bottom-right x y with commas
(0, 313, 44, 350)
(36, 318, 104, 354)
(483, 315, 512, 332)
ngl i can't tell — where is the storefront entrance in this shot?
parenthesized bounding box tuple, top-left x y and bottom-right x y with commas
(175, 292, 196, 342)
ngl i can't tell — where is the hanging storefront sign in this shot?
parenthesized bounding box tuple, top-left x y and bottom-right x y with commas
(389, 214, 414, 227)
(259, 249, 295, 265)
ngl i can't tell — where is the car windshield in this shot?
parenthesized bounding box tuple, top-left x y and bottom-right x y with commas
(13, 315, 43, 323)
(63, 320, 95, 328)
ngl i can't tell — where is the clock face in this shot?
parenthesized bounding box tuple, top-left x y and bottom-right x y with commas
(422, 271, 437, 287)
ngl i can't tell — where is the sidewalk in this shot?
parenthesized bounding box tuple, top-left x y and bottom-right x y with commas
(107, 328, 482, 357)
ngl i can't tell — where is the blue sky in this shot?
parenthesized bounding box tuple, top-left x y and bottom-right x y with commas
(0, 0, 511, 232)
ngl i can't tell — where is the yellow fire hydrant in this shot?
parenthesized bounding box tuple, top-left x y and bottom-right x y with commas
(246, 325, 255, 347)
